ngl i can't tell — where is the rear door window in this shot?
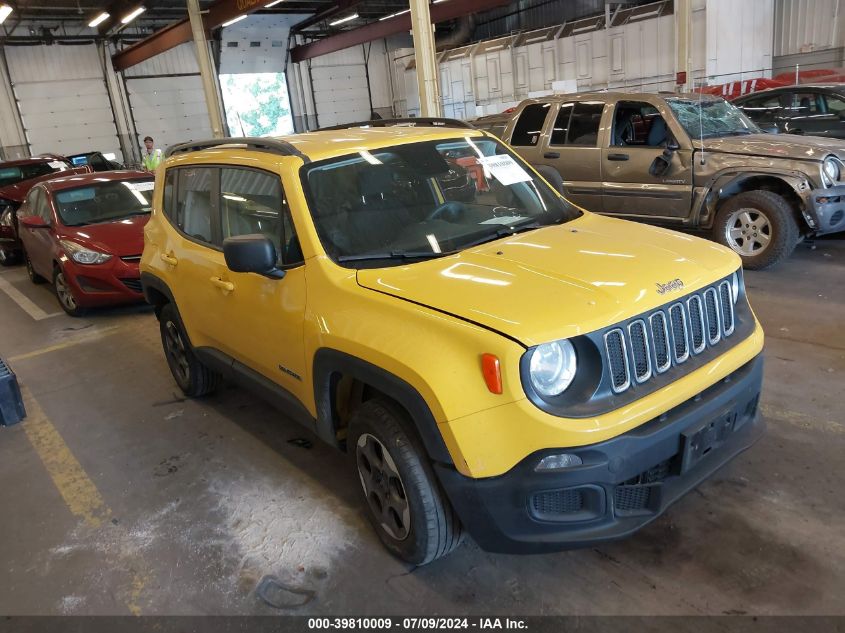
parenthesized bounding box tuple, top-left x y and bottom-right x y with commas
(549, 104, 574, 145)
(566, 102, 605, 146)
(511, 103, 552, 146)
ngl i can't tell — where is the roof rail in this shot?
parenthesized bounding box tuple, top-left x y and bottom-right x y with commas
(164, 137, 308, 161)
(318, 117, 476, 131)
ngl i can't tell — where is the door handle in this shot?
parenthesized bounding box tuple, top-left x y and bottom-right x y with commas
(209, 276, 234, 293)
(159, 253, 178, 266)
(543, 151, 560, 159)
(607, 153, 629, 161)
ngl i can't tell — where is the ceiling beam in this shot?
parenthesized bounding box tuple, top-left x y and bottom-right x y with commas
(111, 0, 270, 71)
(289, 0, 364, 33)
(290, 0, 509, 62)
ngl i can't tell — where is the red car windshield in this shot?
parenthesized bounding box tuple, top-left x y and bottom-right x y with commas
(0, 161, 70, 188)
(55, 179, 154, 227)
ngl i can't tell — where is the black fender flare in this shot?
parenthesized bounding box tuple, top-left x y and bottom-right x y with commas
(312, 348, 454, 465)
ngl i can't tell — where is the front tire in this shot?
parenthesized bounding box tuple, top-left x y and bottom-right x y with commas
(25, 251, 45, 284)
(713, 190, 799, 270)
(53, 268, 85, 316)
(158, 303, 221, 397)
(348, 398, 462, 565)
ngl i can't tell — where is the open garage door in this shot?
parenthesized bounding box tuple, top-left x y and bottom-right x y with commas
(123, 44, 213, 152)
(5, 44, 122, 160)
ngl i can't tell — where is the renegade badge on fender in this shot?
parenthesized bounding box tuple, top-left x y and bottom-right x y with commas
(141, 120, 765, 564)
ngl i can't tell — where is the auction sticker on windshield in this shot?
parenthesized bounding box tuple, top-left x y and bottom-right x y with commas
(478, 155, 532, 186)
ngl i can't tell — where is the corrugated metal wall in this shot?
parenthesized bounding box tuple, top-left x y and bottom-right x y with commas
(4, 44, 122, 159)
(774, 0, 845, 56)
(705, 0, 774, 82)
(122, 43, 212, 150)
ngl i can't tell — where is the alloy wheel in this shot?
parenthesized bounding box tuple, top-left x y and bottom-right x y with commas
(724, 208, 772, 256)
(55, 272, 77, 311)
(164, 321, 190, 385)
(356, 433, 411, 541)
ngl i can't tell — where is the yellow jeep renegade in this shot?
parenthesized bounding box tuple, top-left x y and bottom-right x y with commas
(140, 119, 765, 564)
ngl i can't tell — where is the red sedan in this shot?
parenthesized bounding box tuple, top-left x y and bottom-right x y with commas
(16, 171, 153, 316)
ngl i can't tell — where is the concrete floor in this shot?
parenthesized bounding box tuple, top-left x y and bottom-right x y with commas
(0, 238, 842, 616)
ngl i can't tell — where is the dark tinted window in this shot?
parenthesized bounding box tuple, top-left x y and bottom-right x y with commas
(550, 104, 574, 145)
(738, 94, 784, 122)
(566, 102, 604, 146)
(54, 179, 153, 227)
(788, 92, 823, 114)
(511, 103, 551, 146)
(163, 169, 176, 221)
(175, 167, 215, 244)
(824, 94, 845, 114)
(0, 161, 69, 188)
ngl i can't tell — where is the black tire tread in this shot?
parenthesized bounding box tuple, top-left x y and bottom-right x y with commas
(159, 303, 222, 397)
(714, 190, 799, 270)
(349, 397, 462, 565)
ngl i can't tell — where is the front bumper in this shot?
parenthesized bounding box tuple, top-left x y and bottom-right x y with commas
(807, 185, 845, 234)
(61, 256, 145, 308)
(435, 354, 764, 554)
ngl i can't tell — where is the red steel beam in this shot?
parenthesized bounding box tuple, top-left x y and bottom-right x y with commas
(112, 0, 269, 72)
(290, 0, 510, 63)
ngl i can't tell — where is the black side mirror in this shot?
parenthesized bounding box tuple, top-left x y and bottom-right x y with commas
(223, 234, 285, 279)
(838, 111, 845, 121)
(649, 150, 673, 177)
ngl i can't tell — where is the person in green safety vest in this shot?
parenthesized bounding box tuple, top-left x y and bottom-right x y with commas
(141, 136, 162, 172)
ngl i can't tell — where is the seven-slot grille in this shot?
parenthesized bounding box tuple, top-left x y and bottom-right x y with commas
(605, 280, 736, 394)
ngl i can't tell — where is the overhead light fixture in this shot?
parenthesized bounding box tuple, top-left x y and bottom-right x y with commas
(433, 0, 448, 4)
(329, 13, 358, 26)
(265, 0, 284, 6)
(221, 14, 248, 27)
(0, 4, 13, 25)
(120, 6, 146, 24)
(88, 12, 110, 28)
(379, 8, 409, 20)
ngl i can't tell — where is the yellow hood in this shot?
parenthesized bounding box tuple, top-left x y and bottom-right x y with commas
(356, 214, 740, 346)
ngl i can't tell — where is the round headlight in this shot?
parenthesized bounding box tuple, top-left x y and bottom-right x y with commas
(529, 339, 577, 397)
(731, 271, 740, 303)
(821, 157, 841, 187)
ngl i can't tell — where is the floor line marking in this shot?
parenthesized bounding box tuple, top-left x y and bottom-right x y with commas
(0, 275, 61, 321)
(19, 384, 111, 528)
(7, 326, 121, 362)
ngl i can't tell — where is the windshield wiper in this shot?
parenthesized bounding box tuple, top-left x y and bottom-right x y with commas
(337, 251, 450, 263)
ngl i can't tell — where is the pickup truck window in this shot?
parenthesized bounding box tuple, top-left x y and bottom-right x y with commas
(566, 102, 604, 146)
(549, 104, 574, 145)
(511, 103, 551, 146)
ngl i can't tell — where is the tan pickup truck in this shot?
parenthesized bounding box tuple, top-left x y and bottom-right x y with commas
(474, 92, 845, 269)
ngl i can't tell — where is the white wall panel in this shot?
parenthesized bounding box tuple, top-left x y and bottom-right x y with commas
(5, 44, 121, 159)
(126, 76, 212, 148)
(123, 43, 201, 78)
(774, 0, 844, 55)
(309, 46, 373, 127)
(706, 0, 774, 82)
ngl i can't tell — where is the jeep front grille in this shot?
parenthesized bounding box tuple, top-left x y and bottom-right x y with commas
(604, 281, 736, 394)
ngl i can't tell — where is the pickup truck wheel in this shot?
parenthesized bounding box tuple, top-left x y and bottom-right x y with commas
(348, 398, 462, 565)
(714, 191, 799, 270)
(159, 303, 221, 397)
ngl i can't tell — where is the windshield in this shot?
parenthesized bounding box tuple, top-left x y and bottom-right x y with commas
(55, 179, 154, 227)
(302, 136, 580, 266)
(666, 97, 761, 139)
(0, 160, 70, 188)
